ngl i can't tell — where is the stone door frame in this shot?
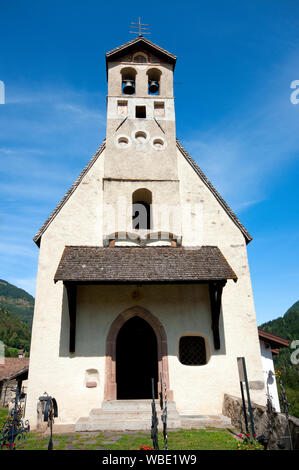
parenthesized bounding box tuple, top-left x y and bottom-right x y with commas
(104, 305, 172, 400)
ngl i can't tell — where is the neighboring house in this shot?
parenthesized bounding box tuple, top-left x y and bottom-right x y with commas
(0, 357, 29, 407)
(26, 35, 266, 430)
(258, 329, 290, 412)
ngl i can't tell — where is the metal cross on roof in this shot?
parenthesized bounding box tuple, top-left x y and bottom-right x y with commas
(130, 17, 150, 36)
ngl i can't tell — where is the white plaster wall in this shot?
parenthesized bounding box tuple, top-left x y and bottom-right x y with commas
(25, 152, 106, 427)
(107, 96, 175, 122)
(102, 179, 181, 236)
(104, 113, 177, 180)
(177, 148, 266, 408)
(260, 340, 281, 412)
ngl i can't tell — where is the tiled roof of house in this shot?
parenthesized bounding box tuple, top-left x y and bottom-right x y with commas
(54, 245, 237, 283)
(0, 358, 29, 382)
(176, 139, 252, 243)
(258, 329, 290, 349)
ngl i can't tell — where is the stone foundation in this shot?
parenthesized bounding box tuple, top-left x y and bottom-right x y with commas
(0, 380, 18, 407)
(223, 393, 299, 450)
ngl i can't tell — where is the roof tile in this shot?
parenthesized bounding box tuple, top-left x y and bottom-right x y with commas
(54, 245, 237, 283)
(0, 358, 29, 382)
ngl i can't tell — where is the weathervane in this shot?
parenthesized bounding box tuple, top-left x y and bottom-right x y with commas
(130, 17, 150, 36)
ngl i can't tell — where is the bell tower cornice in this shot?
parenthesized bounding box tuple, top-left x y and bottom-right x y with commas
(105, 36, 177, 78)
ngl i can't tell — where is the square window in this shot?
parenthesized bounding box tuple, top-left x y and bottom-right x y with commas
(154, 102, 165, 117)
(136, 106, 146, 118)
(118, 100, 128, 116)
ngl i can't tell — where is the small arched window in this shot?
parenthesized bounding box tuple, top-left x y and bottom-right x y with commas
(133, 52, 147, 63)
(132, 188, 152, 230)
(121, 67, 137, 95)
(133, 54, 147, 64)
(147, 68, 162, 95)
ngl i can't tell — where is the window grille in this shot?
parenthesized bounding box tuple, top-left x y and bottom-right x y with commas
(179, 336, 206, 365)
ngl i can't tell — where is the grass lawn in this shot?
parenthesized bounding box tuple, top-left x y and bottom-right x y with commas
(0, 408, 8, 429)
(0, 408, 238, 450)
(106, 429, 237, 451)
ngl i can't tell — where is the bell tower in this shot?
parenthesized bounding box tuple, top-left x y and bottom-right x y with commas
(104, 36, 178, 180)
(103, 36, 181, 240)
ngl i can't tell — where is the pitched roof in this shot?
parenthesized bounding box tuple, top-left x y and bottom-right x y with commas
(258, 329, 290, 349)
(176, 139, 252, 244)
(54, 245, 237, 283)
(0, 358, 29, 382)
(34, 139, 252, 246)
(105, 36, 177, 70)
(33, 141, 106, 247)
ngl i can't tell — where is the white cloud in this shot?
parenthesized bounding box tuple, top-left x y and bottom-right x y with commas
(0, 242, 36, 258)
(0, 86, 106, 142)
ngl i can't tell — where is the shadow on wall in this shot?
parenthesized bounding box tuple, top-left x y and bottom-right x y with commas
(59, 286, 106, 357)
(58, 284, 227, 358)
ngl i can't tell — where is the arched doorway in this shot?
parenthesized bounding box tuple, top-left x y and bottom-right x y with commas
(104, 306, 172, 401)
(116, 316, 158, 399)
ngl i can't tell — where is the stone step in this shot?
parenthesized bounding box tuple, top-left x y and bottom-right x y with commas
(75, 399, 181, 432)
(88, 411, 180, 421)
(100, 400, 177, 411)
(75, 416, 181, 432)
(74, 401, 232, 432)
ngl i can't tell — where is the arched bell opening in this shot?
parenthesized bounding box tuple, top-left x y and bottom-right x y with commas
(121, 67, 137, 95)
(147, 68, 161, 95)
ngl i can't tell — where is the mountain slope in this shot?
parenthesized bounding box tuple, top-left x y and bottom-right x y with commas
(0, 306, 31, 354)
(0, 279, 34, 326)
(260, 301, 299, 370)
(260, 301, 299, 417)
(260, 301, 299, 341)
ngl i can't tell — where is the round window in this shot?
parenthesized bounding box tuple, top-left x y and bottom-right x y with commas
(118, 137, 129, 147)
(153, 138, 164, 149)
(135, 131, 147, 143)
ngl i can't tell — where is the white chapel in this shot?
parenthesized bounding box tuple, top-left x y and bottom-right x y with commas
(26, 36, 266, 429)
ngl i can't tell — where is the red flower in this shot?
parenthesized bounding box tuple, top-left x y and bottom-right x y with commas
(138, 444, 154, 450)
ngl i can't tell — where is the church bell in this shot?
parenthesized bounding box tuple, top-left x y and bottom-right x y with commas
(148, 80, 159, 94)
(123, 80, 135, 95)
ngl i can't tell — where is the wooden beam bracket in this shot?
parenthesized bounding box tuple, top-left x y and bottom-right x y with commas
(65, 282, 77, 353)
(209, 280, 226, 350)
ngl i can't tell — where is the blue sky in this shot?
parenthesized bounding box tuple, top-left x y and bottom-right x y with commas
(0, 0, 298, 324)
